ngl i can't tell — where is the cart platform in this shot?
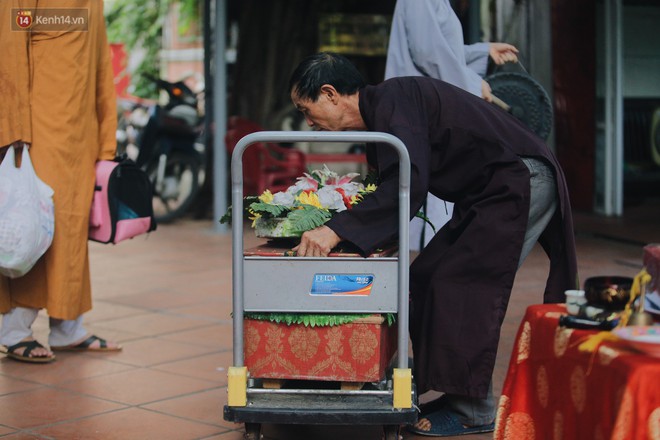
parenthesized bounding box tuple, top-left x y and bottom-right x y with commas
(224, 388, 417, 426)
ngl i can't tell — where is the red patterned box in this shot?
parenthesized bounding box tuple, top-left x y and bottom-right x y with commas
(243, 315, 397, 382)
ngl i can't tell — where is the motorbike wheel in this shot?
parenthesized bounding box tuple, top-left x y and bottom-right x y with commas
(148, 152, 201, 223)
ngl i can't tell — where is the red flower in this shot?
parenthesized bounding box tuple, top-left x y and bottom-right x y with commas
(335, 188, 352, 210)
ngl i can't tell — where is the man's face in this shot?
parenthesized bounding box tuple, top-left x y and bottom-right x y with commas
(290, 86, 344, 131)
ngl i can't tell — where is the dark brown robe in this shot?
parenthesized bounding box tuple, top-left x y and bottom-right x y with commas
(325, 77, 578, 398)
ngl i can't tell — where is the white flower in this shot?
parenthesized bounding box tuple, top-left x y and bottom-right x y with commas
(272, 191, 295, 207)
(329, 181, 363, 197)
(290, 173, 319, 193)
(316, 186, 347, 212)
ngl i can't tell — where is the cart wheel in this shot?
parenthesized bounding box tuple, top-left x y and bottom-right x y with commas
(244, 422, 261, 440)
(383, 424, 401, 440)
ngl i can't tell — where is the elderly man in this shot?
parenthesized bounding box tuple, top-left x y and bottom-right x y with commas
(288, 52, 577, 437)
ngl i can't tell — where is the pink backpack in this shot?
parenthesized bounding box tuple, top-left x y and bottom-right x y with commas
(89, 159, 156, 244)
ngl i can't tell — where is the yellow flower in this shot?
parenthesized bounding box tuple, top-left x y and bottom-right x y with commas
(350, 194, 361, 205)
(364, 184, 377, 193)
(248, 210, 262, 228)
(297, 191, 323, 209)
(259, 189, 274, 204)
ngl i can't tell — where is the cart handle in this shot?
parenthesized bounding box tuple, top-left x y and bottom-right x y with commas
(231, 131, 411, 371)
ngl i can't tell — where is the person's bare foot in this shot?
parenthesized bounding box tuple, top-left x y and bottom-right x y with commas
(3, 338, 55, 363)
(51, 334, 122, 352)
(13, 338, 53, 357)
(74, 334, 121, 350)
(409, 410, 495, 436)
(413, 416, 493, 432)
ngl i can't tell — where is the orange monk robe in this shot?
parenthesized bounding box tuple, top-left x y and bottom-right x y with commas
(0, 0, 117, 320)
(0, 2, 32, 146)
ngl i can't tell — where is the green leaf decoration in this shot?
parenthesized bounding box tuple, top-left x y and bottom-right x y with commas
(244, 312, 396, 327)
(414, 211, 437, 234)
(249, 202, 290, 218)
(287, 206, 332, 233)
(219, 205, 232, 224)
(219, 196, 262, 224)
(363, 168, 379, 187)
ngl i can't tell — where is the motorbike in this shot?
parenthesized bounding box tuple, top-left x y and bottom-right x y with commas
(116, 76, 206, 223)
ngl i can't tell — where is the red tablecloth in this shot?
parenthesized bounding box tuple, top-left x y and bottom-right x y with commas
(495, 304, 660, 440)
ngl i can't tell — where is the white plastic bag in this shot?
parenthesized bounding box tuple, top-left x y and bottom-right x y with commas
(0, 145, 55, 278)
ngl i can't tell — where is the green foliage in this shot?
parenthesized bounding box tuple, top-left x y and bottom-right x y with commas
(363, 168, 379, 188)
(245, 313, 397, 328)
(219, 196, 261, 224)
(286, 206, 332, 233)
(218, 205, 232, 224)
(104, 0, 200, 98)
(249, 202, 291, 218)
(176, 0, 200, 35)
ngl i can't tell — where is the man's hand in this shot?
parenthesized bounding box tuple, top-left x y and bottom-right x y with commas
(488, 43, 519, 65)
(293, 225, 341, 257)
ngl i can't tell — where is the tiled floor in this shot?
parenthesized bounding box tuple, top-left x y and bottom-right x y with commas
(0, 198, 658, 440)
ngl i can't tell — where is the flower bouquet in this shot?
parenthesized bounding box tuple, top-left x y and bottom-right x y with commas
(228, 165, 377, 238)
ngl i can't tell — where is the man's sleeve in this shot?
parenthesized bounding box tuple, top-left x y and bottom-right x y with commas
(325, 112, 430, 255)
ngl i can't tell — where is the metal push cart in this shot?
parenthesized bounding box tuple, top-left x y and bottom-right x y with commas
(223, 132, 417, 439)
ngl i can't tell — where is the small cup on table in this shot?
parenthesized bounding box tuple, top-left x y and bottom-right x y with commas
(565, 289, 587, 315)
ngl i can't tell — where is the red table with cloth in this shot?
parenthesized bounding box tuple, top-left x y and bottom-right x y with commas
(495, 304, 660, 440)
